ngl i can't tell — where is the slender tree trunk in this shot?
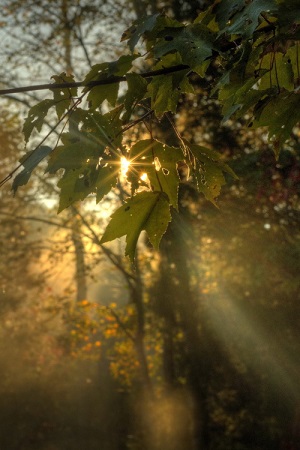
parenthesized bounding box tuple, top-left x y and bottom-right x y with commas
(70, 211, 87, 302)
(131, 255, 152, 391)
(61, 0, 73, 75)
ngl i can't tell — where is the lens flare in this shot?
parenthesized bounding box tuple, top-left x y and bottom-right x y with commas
(120, 156, 130, 176)
(140, 172, 148, 182)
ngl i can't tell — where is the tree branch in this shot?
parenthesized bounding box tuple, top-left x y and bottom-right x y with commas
(0, 210, 135, 278)
(0, 64, 189, 96)
(71, 205, 136, 283)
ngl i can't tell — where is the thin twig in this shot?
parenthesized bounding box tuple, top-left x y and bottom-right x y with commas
(0, 96, 82, 188)
(71, 205, 136, 282)
(107, 307, 135, 342)
(119, 109, 153, 136)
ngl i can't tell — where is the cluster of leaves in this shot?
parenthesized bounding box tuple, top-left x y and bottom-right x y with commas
(5, 0, 300, 261)
(69, 300, 118, 359)
(68, 300, 162, 386)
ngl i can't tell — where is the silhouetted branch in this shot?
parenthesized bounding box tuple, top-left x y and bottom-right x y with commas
(0, 64, 189, 96)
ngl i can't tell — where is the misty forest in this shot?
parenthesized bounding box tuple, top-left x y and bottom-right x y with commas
(0, 0, 300, 449)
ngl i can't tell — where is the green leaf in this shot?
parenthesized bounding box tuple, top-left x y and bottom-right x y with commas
(88, 83, 119, 109)
(188, 144, 237, 204)
(147, 70, 193, 117)
(259, 52, 294, 91)
(190, 144, 237, 179)
(253, 91, 300, 157)
(96, 106, 124, 149)
(46, 112, 120, 174)
(214, 0, 245, 29)
(100, 191, 171, 262)
(194, 2, 220, 31)
(51, 72, 78, 119)
(23, 99, 55, 142)
(127, 139, 184, 208)
(12, 145, 52, 193)
(57, 162, 119, 211)
(277, 0, 300, 26)
(84, 55, 138, 109)
(127, 140, 152, 195)
(218, 77, 259, 122)
(57, 167, 97, 213)
(282, 45, 300, 88)
(81, 107, 123, 151)
(56, 154, 120, 211)
(121, 14, 160, 52)
(84, 55, 137, 85)
(83, 62, 109, 85)
(51, 107, 124, 210)
(123, 73, 148, 122)
(153, 23, 215, 71)
(143, 15, 185, 51)
(95, 165, 118, 203)
(146, 140, 184, 209)
(147, 75, 177, 117)
(235, 87, 275, 121)
(46, 137, 100, 174)
(108, 55, 139, 76)
(219, 0, 278, 37)
(153, 51, 183, 69)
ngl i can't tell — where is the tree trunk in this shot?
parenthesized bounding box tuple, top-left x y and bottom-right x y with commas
(61, 0, 73, 75)
(70, 211, 87, 302)
(131, 255, 152, 391)
(158, 203, 212, 449)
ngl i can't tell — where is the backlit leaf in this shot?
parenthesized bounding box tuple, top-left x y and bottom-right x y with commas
(56, 156, 120, 211)
(88, 83, 119, 109)
(85, 55, 138, 109)
(147, 75, 177, 117)
(57, 167, 97, 212)
(95, 165, 118, 203)
(51, 72, 77, 119)
(253, 91, 300, 157)
(153, 23, 215, 71)
(108, 55, 139, 76)
(259, 52, 294, 91)
(100, 191, 171, 262)
(146, 140, 184, 209)
(128, 139, 184, 207)
(121, 14, 160, 52)
(217, 0, 277, 37)
(123, 73, 148, 122)
(214, 0, 245, 29)
(46, 138, 99, 174)
(23, 99, 55, 142)
(12, 145, 52, 193)
(188, 144, 237, 204)
(147, 70, 193, 117)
